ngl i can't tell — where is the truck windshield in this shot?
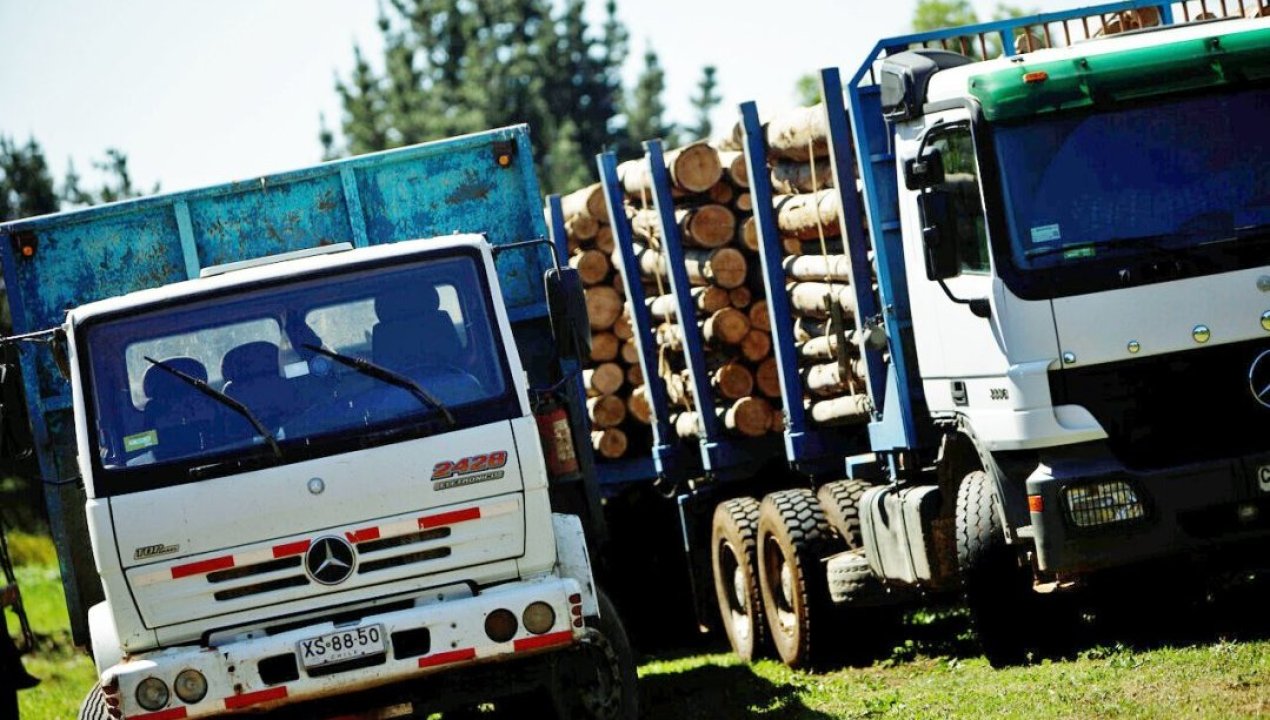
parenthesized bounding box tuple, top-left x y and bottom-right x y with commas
(992, 85, 1269, 292)
(81, 251, 519, 494)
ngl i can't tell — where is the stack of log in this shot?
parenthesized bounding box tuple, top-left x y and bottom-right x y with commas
(555, 139, 780, 459)
(556, 182, 646, 461)
(616, 141, 779, 444)
(721, 104, 874, 428)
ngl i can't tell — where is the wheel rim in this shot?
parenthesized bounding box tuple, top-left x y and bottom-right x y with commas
(763, 535, 798, 636)
(719, 539, 753, 643)
(568, 633, 622, 717)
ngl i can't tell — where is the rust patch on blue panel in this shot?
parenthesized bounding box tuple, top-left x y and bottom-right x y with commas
(445, 170, 492, 205)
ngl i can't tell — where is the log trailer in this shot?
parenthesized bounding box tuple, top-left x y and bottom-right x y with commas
(0, 127, 638, 718)
(588, 0, 1270, 667)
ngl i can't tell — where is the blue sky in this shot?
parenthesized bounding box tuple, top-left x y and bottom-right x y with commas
(1, 0, 1076, 194)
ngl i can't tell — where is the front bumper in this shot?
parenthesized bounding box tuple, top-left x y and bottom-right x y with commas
(1026, 444, 1270, 574)
(104, 576, 584, 720)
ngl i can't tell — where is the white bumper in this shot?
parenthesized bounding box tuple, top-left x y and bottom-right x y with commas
(103, 576, 586, 719)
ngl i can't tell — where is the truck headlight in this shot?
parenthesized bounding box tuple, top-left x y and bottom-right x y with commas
(1063, 481, 1145, 528)
(174, 669, 208, 704)
(136, 677, 170, 712)
(485, 608, 518, 642)
(523, 601, 556, 635)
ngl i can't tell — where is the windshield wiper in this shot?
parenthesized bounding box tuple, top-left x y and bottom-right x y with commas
(142, 356, 282, 461)
(301, 344, 456, 427)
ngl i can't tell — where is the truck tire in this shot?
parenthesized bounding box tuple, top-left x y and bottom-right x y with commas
(756, 488, 834, 669)
(78, 683, 111, 720)
(817, 480, 870, 550)
(955, 470, 1033, 667)
(551, 588, 638, 720)
(710, 497, 769, 661)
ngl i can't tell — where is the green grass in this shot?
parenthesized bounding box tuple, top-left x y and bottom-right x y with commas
(6, 564, 97, 719)
(6, 540, 1269, 719)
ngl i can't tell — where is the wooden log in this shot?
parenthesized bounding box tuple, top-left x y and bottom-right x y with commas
(702, 307, 751, 346)
(770, 406, 786, 432)
(584, 286, 622, 330)
(725, 396, 775, 438)
(807, 394, 872, 427)
(613, 308, 634, 341)
(749, 300, 769, 331)
(611, 273, 626, 296)
(797, 331, 859, 363)
(801, 360, 864, 399)
(782, 254, 852, 282)
(646, 285, 730, 321)
(740, 328, 772, 363)
(591, 427, 629, 458)
(587, 394, 627, 428)
(673, 396, 774, 439)
(590, 332, 619, 363)
(775, 190, 841, 241)
(618, 141, 723, 197)
(733, 192, 753, 213)
(718, 150, 750, 188)
(712, 361, 754, 401)
(566, 214, 599, 242)
(766, 104, 829, 162)
(628, 240, 666, 281)
(632, 205, 736, 250)
(770, 158, 835, 195)
(787, 282, 856, 321)
(570, 248, 612, 286)
(583, 362, 624, 397)
(728, 286, 752, 310)
(782, 237, 804, 256)
(685, 246, 747, 289)
(562, 183, 607, 223)
(620, 339, 640, 365)
(593, 224, 615, 255)
(626, 362, 644, 387)
(794, 317, 844, 343)
(739, 216, 758, 252)
(756, 357, 781, 398)
(666, 371, 692, 408)
(707, 181, 735, 206)
(627, 386, 652, 425)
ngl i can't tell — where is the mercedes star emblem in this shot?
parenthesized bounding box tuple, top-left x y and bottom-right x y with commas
(1251, 350, 1270, 410)
(305, 536, 356, 586)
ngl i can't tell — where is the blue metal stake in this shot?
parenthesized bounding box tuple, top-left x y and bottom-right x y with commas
(643, 140, 722, 472)
(596, 152, 684, 481)
(819, 68, 886, 407)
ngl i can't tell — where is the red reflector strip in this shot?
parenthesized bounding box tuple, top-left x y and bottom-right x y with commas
(418, 648, 477, 668)
(272, 539, 311, 558)
(345, 527, 381, 544)
(128, 708, 188, 720)
(170, 555, 234, 579)
(514, 630, 574, 652)
(1028, 495, 1044, 513)
(224, 686, 288, 710)
(1023, 70, 1048, 83)
(419, 507, 481, 529)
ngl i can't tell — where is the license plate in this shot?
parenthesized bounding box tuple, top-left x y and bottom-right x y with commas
(298, 624, 386, 669)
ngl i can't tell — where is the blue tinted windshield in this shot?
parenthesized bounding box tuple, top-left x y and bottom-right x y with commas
(82, 252, 518, 491)
(994, 86, 1270, 270)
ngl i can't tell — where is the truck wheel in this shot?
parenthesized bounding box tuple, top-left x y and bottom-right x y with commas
(956, 470, 1033, 667)
(817, 480, 870, 550)
(756, 488, 833, 669)
(78, 683, 111, 720)
(551, 588, 638, 720)
(710, 497, 769, 661)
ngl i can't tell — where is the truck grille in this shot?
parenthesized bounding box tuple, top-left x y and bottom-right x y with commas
(1049, 339, 1270, 470)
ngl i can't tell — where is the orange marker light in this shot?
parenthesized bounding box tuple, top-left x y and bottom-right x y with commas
(20, 245, 34, 257)
(1023, 70, 1049, 84)
(1028, 495, 1044, 513)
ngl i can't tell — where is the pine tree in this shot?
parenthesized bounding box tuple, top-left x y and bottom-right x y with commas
(688, 65, 720, 141)
(0, 136, 59, 222)
(622, 46, 676, 157)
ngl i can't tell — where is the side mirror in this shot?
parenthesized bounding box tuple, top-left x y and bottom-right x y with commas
(904, 149, 945, 190)
(918, 190, 959, 281)
(544, 267, 592, 362)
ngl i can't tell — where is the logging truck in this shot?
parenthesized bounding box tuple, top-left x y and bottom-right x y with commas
(557, 0, 1270, 667)
(0, 128, 639, 718)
